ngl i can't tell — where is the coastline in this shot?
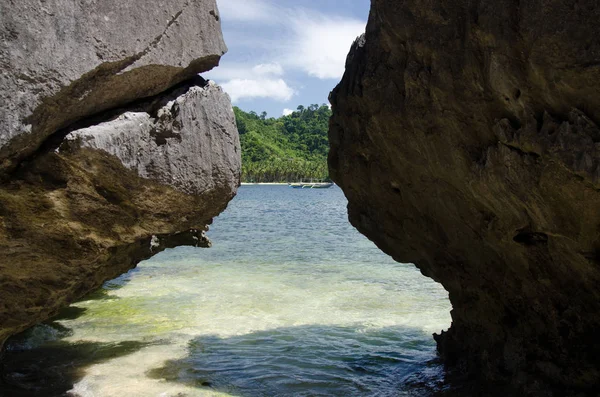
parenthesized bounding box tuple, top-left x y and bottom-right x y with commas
(240, 182, 290, 185)
(240, 182, 335, 186)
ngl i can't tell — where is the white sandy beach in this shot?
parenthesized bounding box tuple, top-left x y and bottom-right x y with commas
(240, 182, 290, 185)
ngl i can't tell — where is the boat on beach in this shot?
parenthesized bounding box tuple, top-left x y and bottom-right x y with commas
(289, 182, 334, 189)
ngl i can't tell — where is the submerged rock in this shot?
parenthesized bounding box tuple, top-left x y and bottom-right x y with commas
(330, 0, 600, 394)
(0, 1, 240, 349)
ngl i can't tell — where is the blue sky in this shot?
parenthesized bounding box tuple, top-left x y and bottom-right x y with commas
(205, 0, 371, 117)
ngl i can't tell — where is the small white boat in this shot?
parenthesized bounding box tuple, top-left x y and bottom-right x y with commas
(289, 182, 333, 189)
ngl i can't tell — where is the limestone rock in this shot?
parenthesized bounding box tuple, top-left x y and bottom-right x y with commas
(62, 80, 240, 196)
(0, 0, 226, 174)
(0, 1, 241, 352)
(0, 78, 241, 348)
(330, 0, 600, 394)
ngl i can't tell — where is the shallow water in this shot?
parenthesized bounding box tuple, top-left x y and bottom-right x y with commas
(2, 185, 451, 397)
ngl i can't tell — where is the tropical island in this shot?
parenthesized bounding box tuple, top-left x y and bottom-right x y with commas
(234, 104, 331, 183)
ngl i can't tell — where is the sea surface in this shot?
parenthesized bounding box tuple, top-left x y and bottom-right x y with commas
(2, 185, 451, 397)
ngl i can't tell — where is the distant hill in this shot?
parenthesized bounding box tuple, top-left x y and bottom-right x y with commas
(234, 104, 331, 182)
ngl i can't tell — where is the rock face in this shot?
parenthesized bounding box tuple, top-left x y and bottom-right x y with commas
(62, 79, 239, 196)
(0, 1, 240, 349)
(0, 0, 226, 174)
(330, 0, 600, 394)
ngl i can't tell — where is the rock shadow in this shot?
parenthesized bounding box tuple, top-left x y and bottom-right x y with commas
(148, 324, 446, 397)
(1, 331, 152, 397)
(0, 275, 145, 397)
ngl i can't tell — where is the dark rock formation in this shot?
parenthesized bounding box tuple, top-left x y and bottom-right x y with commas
(0, 1, 240, 349)
(329, 0, 600, 395)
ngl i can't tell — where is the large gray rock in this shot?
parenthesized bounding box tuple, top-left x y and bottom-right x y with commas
(62, 81, 240, 195)
(0, 1, 241, 354)
(0, 0, 226, 173)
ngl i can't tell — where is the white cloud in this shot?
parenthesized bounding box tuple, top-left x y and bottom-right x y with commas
(252, 63, 284, 76)
(223, 78, 294, 102)
(217, 1, 365, 81)
(208, 63, 283, 81)
(284, 14, 365, 79)
(208, 0, 367, 106)
(207, 65, 251, 81)
(208, 62, 294, 103)
(282, 108, 294, 116)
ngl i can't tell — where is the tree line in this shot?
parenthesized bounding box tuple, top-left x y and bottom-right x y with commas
(234, 104, 331, 182)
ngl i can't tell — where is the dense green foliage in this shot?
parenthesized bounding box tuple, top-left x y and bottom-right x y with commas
(234, 104, 331, 182)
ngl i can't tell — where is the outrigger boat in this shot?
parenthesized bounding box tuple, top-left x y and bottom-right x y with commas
(289, 182, 333, 189)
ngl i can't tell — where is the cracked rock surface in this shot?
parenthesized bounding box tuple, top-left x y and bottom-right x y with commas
(0, 0, 226, 174)
(0, 1, 240, 350)
(62, 80, 239, 196)
(329, 0, 600, 395)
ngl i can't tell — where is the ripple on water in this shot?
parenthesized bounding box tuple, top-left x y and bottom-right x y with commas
(150, 325, 444, 396)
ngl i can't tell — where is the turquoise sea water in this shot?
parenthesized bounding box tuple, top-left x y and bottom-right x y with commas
(2, 185, 451, 396)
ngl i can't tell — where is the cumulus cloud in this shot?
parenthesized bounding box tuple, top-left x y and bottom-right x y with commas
(212, 62, 294, 103)
(209, 62, 284, 81)
(253, 63, 284, 76)
(223, 78, 294, 102)
(282, 108, 294, 116)
(284, 14, 365, 79)
(208, 0, 366, 105)
(217, 0, 364, 80)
